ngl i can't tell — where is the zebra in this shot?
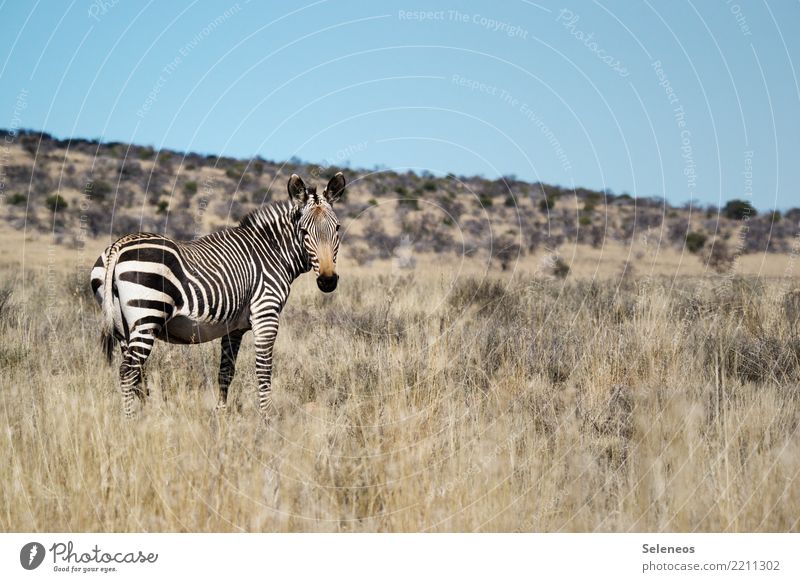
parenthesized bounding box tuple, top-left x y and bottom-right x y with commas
(90, 172, 345, 419)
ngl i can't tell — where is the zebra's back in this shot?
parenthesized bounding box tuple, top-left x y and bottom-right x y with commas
(91, 229, 258, 345)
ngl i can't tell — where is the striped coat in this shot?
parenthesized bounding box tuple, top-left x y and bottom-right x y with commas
(90, 173, 345, 418)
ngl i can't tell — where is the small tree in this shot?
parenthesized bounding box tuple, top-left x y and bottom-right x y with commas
(723, 199, 757, 220)
(492, 235, 522, 271)
(92, 180, 113, 198)
(7, 193, 26, 206)
(685, 231, 707, 253)
(706, 238, 733, 273)
(46, 193, 68, 212)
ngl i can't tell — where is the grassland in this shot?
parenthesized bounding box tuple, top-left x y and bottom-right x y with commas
(1, 224, 799, 532)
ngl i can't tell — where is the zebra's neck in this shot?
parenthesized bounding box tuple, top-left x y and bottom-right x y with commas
(238, 201, 310, 280)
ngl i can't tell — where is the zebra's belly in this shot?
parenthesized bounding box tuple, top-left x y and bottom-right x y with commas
(159, 316, 249, 344)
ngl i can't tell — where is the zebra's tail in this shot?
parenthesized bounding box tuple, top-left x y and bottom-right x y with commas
(100, 243, 121, 363)
(101, 327, 116, 363)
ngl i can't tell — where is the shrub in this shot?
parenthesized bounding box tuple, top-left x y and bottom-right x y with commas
(538, 196, 557, 213)
(685, 231, 707, 253)
(706, 239, 733, 273)
(7, 193, 26, 206)
(0, 285, 12, 323)
(723, 199, 757, 220)
(92, 180, 113, 198)
(46, 194, 68, 212)
(552, 256, 570, 279)
(184, 181, 198, 196)
(579, 215, 592, 226)
(542, 254, 570, 279)
(138, 146, 155, 160)
(253, 188, 270, 203)
(492, 235, 522, 271)
(157, 200, 169, 214)
(399, 197, 420, 210)
(478, 193, 493, 208)
(422, 180, 437, 192)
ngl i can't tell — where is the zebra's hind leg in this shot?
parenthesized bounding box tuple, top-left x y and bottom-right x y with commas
(119, 325, 161, 418)
(216, 329, 245, 412)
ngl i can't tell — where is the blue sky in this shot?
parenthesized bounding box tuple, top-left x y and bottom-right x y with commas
(1, 0, 798, 210)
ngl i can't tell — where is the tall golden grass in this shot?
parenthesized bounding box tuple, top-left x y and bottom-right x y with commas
(1, 234, 799, 532)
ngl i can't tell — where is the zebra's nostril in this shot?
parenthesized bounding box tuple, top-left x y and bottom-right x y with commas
(317, 274, 338, 293)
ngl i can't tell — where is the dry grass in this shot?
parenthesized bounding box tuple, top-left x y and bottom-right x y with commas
(1, 228, 799, 532)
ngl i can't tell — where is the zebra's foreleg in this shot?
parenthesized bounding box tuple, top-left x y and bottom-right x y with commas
(252, 311, 280, 420)
(216, 329, 245, 411)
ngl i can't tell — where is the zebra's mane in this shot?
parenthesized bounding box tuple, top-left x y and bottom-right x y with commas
(238, 199, 299, 230)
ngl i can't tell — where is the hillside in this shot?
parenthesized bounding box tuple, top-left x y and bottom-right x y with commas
(1, 129, 797, 271)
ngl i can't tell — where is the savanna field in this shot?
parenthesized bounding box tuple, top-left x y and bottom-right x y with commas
(1, 225, 799, 532)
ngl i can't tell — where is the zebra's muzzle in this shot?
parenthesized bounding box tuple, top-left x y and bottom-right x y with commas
(317, 274, 338, 293)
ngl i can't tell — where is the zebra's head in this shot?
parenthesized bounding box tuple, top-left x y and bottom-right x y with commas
(288, 172, 345, 293)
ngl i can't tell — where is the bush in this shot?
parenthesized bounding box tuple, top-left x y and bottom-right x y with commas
(539, 196, 557, 213)
(92, 180, 112, 198)
(422, 180, 437, 192)
(552, 256, 570, 279)
(492, 235, 522, 271)
(685, 231, 707, 253)
(0, 285, 12, 322)
(542, 254, 570, 279)
(723, 199, 757, 220)
(579, 215, 592, 226)
(706, 239, 733, 273)
(46, 194, 68, 212)
(7, 193, 26, 206)
(138, 146, 155, 160)
(478, 193, 493, 208)
(184, 181, 198, 196)
(399, 197, 420, 210)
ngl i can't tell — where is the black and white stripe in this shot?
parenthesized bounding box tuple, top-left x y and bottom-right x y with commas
(90, 173, 345, 418)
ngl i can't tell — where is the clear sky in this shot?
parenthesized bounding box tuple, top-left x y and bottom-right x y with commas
(1, 0, 798, 210)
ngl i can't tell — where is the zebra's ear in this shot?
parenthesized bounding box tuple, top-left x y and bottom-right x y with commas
(323, 172, 346, 204)
(288, 174, 308, 206)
